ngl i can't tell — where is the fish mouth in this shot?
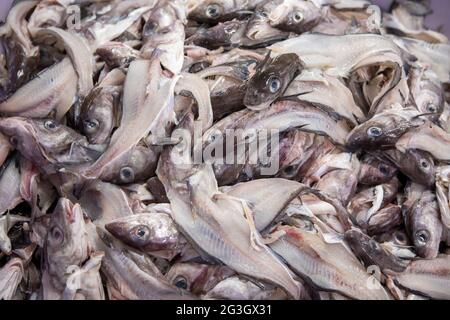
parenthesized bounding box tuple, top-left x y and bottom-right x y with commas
(59, 198, 77, 224)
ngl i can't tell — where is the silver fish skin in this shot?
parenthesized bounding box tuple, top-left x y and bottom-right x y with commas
(0, 58, 77, 120)
(141, 0, 186, 74)
(166, 262, 235, 295)
(0, 155, 22, 216)
(387, 255, 450, 300)
(0, 118, 93, 174)
(187, 0, 264, 23)
(156, 114, 303, 299)
(97, 228, 194, 300)
(244, 53, 303, 111)
(344, 228, 408, 272)
(203, 276, 292, 300)
(404, 190, 444, 259)
(105, 211, 186, 260)
(0, 257, 24, 300)
(62, 251, 105, 300)
(79, 86, 121, 145)
(269, 33, 403, 78)
(42, 198, 90, 295)
(269, 225, 391, 300)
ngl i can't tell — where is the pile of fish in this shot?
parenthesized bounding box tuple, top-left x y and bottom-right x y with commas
(0, 0, 449, 300)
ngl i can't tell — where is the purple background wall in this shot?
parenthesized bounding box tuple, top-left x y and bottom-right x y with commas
(1, 0, 449, 37)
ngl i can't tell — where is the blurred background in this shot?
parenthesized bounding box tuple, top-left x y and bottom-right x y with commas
(1, 0, 449, 37)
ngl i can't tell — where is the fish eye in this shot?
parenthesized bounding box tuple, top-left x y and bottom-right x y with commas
(205, 4, 221, 19)
(395, 232, 406, 244)
(367, 127, 382, 138)
(419, 159, 430, 170)
(44, 120, 58, 131)
(173, 276, 188, 290)
(119, 166, 135, 183)
(267, 76, 282, 93)
(135, 226, 149, 239)
(378, 164, 390, 176)
(415, 230, 430, 245)
(50, 226, 64, 244)
(282, 165, 297, 177)
(83, 119, 100, 134)
(426, 103, 437, 113)
(292, 11, 304, 23)
(9, 136, 18, 147)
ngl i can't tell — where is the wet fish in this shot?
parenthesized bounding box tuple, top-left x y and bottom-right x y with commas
(166, 262, 235, 295)
(105, 211, 186, 260)
(244, 53, 303, 110)
(387, 255, 450, 300)
(404, 190, 444, 259)
(0, 257, 24, 300)
(269, 225, 391, 300)
(42, 198, 90, 296)
(344, 228, 408, 272)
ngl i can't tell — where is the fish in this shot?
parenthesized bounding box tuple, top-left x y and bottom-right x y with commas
(1, 0, 450, 301)
(83, 57, 178, 179)
(344, 228, 408, 272)
(269, 33, 403, 78)
(404, 190, 444, 259)
(284, 70, 365, 126)
(96, 42, 141, 69)
(166, 262, 235, 295)
(383, 148, 435, 186)
(42, 198, 90, 296)
(244, 53, 303, 110)
(62, 251, 105, 300)
(346, 107, 425, 151)
(141, 0, 186, 74)
(269, 225, 391, 300)
(0, 118, 95, 174)
(0, 58, 77, 119)
(358, 154, 398, 186)
(0, 257, 24, 300)
(260, 0, 324, 33)
(97, 227, 194, 300)
(187, 0, 263, 23)
(79, 86, 121, 145)
(396, 122, 450, 161)
(387, 254, 450, 300)
(105, 211, 186, 260)
(203, 276, 292, 300)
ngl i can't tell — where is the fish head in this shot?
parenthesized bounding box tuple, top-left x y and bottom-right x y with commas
(346, 113, 410, 151)
(244, 53, 302, 110)
(143, 4, 179, 39)
(359, 154, 398, 186)
(0, 117, 38, 155)
(105, 212, 179, 252)
(80, 86, 119, 145)
(265, 0, 322, 33)
(409, 193, 443, 259)
(404, 150, 436, 186)
(166, 262, 235, 294)
(46, 198, 87, 255)
(99, 146, 159, 185)
(187, 0, 243, 23)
